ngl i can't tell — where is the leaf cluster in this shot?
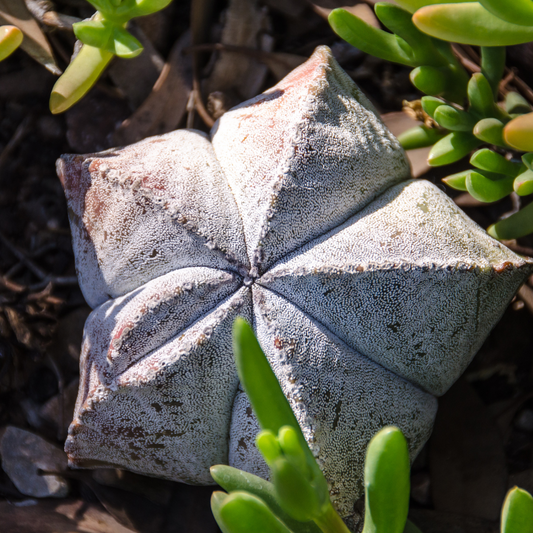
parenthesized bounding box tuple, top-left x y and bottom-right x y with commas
(328, 1, 533, 240)
(49, 0, 172, 114)
(0, 0, 172, 114)
(211, 318, 533, 533)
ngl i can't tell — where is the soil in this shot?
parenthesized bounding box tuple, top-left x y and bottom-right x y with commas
(0, 1, 532, 532)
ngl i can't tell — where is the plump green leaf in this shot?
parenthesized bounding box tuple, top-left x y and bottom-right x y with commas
(480, 46, 505, 97)
(428, 132, 480, 166)
(503, 112, 533, 151)
(501, 486, 533, 533)
(269, 456, 322, 522)
(488, 202, 533, 240)
(467, 73, 505, 119)
(466, 171, 514, 202)
(522, 153, 533, 170)
(362, 427, 410, 533)
(505, 92, 531, 115)
(473, 117, 505, 146)
(210, 465, 322, 533)
(126, 0, 173, 18)
(232, 319, 329, 509)
(232, 318, 303, 444)
(420, 96, 444, 118)
(328, 9, 416, 66)
(211, 492, 232, 533)
(442, 170, 470, 191)
(394, 0, 476, 14)
(85, 0, 115, 15)
(514, 170, 533, 196)
(397, 124, 447, 150)
(73, 19, 113, 50)
(0, 24, 22, 61)
(111, 26, 143, 58)
(470, 148, 522, 177)
(232, 319, 350, 533)
(479, 0, 533, 27)
(433, 105, 476, 131)
(374, 3, 440, 66)
(212, 491, 295, 533)
(412, 3, 533, 46)
(50, 44, 113, 114)
(410, 65, 447, 95)
(278, 426, 310, 477)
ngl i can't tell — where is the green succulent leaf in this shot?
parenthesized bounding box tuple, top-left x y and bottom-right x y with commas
(232, 318, 338, 530)
(394, 0, 475, 14)
(470, 149, 523, 177)
(410, 65, 447, 95)
(232, 318, 305, 450)
(0, 25, 23, 62)
(433, 105, 476, 132)
(397, 124, 447, 150)
(488, 202, 533, 240)
(467, 73, 508, 121)
(210, 465, 322, 533)
(328, 9, 416, 66)
(362, 427, 410, 533)
(501, 486, 533, 533)
(85, 0, 116, 15)
(269, 456, 323, 522)
(73, 19, 113, 50)
(522, 153, 533, 170)
(442, 170, 470, 191)
(412, 3, 533, 46)
(505, 92, 531, 115)
(211, 491, 295, 533)
(428, 131, 480, 166)
(503, 112, 533, 151)
(49, 44, 114, 114)
(480, 46, 505, 97)
(473, 117, 506, 146)
(373, 3, 441, 66)
(111, 26, 143, 58)
(466, 170, 514, 202)
(126, 0, 173, 18)
(420, 96, 444, 118)
(514, 170, 533, 196)
(479, 0, 533, 27)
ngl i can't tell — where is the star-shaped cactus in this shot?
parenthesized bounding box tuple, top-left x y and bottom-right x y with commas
(58, 46, 532, 526)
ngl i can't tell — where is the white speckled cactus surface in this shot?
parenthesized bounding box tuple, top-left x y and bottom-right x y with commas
(57, 46, 532, 526)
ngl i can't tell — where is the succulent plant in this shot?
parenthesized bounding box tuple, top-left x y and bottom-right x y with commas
(57, 46, 532, 528)
(50, 0, 172, 114)
(328, 1, 533, 240)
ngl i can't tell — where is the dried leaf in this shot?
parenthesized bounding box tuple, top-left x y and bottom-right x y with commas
(429, 379, 508, 521)
(262, 52, 306, 81)
(112, 31, 192, 146)
(0, 499, 135, 533)
(0, 0, 60, 75)
(204, 0, 272, 100)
